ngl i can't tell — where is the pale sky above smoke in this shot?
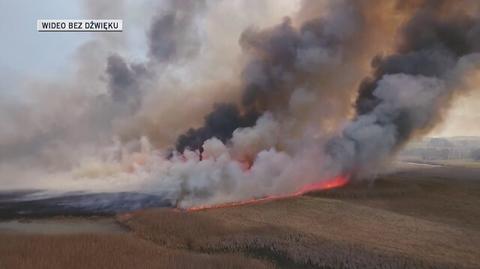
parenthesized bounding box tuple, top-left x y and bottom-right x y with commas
(0, 0, 151, 82)
(0, 0, 299, 78)
(431, 91, 480, 137)
(0, 1, 87, 79)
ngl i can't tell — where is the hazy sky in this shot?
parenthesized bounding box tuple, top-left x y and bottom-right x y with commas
(0, 0, 150, 97)
(431, 91, 480, 137)
(0, 1, 89, 80)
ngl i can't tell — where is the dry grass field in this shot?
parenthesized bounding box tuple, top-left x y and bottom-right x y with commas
(0, 163, 478, 269)
(0, 233, 273, 269)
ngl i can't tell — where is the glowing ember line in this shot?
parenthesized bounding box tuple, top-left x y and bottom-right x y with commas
(186, 175, 348, 212)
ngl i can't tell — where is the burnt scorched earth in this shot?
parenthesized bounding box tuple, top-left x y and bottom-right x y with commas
(0, 191, 170, 219)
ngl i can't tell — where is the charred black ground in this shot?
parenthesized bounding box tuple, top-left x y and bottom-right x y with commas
(0, 192, 170, 219)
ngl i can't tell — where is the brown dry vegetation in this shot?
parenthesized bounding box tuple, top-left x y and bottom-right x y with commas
(121, 165, 480, 269)
(0, 164, 479, 269)
(123, 199, 479, 269)
(0, 233, 273, 269)
(314, 165, 480, 230)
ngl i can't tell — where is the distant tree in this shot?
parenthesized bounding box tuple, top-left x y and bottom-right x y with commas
(439, 148, 450, 160)
(428, 138, 453, 148)
(471, 148, 480, 161)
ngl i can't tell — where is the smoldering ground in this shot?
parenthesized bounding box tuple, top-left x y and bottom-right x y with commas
(0, 0, 479, 215)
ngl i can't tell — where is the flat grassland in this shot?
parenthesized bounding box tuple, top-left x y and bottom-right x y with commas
(0, 163, 479, 269)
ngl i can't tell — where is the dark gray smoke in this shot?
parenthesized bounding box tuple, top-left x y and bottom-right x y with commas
(148, 0, 206, 63)
(105, 0, 207, 123)
(175, 1, 365, 152)
(106, 54, 147, 107)
(330, 0, 480, 176)
(105, 0, 206, 103)
(176, 104, 258, 153)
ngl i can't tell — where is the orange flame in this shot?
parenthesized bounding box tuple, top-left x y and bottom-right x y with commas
(186, 175, 348, 212)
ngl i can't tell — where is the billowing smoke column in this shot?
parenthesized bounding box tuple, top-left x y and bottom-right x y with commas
(173, 0, 480, 206)
(0, 0, 479, 212)
(176, 2, 364, 153)
(328, 0, 480, 176)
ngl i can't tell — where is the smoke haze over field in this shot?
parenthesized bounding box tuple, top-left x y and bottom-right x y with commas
(0, 0, 479, 208)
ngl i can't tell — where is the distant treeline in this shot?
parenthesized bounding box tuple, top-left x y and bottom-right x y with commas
(400, 137, 480, 161)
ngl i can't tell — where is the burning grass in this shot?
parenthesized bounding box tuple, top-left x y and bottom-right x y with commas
(0, 166, 478, 269)
(120, 166, 480, 269)
(187, 175, 349, 211)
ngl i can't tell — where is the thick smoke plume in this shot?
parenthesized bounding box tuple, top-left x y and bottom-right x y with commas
(175, 1, 368, 153)
(329, 0, 480, 176)
(0, 0, 479, 210)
